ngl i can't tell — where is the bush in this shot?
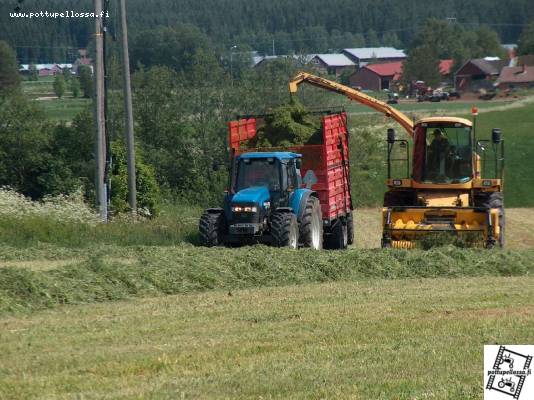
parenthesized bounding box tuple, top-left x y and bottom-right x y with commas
(110, 140, 160, 216)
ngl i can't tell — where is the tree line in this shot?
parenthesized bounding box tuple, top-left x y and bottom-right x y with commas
(1, 0, 533, 62)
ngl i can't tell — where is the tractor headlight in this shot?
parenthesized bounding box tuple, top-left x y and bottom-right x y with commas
(232, 206, 257, 213)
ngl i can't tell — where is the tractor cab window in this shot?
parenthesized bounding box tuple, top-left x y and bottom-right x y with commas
(235, 158, 281, 191)
(285, 159, 299, 191)
(417, 124, 473, 183)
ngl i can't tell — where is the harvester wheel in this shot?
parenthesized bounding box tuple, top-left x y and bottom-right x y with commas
(199, 211, 225, 247)
(299, 197, 323, 250)
(325, 219, 348, 250)
(477, 192, 505, 248)
(347, 211, 354, 245)
(271, 212, 299, 249)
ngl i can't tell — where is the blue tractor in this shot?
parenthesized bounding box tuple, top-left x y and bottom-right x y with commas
(199, 152, 323, 249)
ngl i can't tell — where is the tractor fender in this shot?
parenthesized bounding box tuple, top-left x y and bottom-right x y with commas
(289, 189, 317, 222)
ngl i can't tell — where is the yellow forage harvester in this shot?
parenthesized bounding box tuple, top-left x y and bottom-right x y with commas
(288, 73, 505, 249)
(382, 111, 504, 249)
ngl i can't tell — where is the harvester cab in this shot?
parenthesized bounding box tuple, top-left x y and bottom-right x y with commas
(383, 115, 505, 249)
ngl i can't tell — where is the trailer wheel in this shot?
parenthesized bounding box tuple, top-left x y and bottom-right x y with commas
(326, 219, 348, 250)
(299, 197, 323, 250)
(199, 211, 225, 247)
(271, 212, 299, 249)
(347, 211, 354, 245)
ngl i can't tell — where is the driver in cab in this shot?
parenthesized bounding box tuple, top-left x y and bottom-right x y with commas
(427, 128, 451, 178)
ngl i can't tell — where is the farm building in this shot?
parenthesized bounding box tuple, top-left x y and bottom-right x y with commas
(349, 59, 455, 91)
(19, 63, 71, 77)
(310, 54, 355, 76)
(253, 54, 315, 68)
(496, 64, 534, 89)
(348, 61, 402, 90)
(342, 47, 406, 68)
(439, 59, 454, 79)
(454, 58, 508, 92)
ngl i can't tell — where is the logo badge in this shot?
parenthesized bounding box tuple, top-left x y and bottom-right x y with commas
(484, 345, 533, 399)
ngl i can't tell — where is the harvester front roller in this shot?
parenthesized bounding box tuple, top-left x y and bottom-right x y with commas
(381, 205, 502, 249)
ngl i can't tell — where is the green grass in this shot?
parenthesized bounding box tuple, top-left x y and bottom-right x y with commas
(467, 104, 534, 207)
(37, 97, 90, 121)
(1, 276, 533, 399)
(21, 76, 90, 121)
(345, 98, 516, 115)
(0, 204, 200, 248)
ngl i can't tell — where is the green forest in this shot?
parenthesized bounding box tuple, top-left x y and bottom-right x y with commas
(1, 0, 533, 62)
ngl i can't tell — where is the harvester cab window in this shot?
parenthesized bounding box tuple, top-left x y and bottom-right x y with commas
(423, 124, 472, 183)
(236, 158, 281, 191)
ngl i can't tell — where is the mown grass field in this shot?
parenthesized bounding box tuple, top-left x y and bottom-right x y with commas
(1, 275, 533, 399)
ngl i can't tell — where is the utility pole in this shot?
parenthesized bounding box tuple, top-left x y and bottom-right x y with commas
(230, 45, 237, 86)
(119, 0, 137, 212)
(272, 39, 275, 56)
(94, 0, 107, 221)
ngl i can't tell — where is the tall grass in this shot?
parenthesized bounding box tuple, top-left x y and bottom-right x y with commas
(0, 189, 201, 247)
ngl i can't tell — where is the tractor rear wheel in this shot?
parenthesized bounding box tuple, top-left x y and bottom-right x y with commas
(299, 197, 323, 250)
(271, 212, 299, 249)
(199, 211, 225, 247)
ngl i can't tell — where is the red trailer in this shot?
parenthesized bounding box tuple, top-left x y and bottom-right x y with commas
(227, 111, 354, 248)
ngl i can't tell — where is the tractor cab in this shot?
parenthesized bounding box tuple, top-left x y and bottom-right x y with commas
(231, 152, 302, 212)
(232, 152, 302, 207)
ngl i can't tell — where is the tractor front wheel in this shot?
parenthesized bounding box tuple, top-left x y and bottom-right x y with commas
(199, 211, 225, 247)
(271, 212, 299, 249)
(299, 197, 323, 250)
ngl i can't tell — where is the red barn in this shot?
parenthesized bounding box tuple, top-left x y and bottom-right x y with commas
(349, 61, 403, 91)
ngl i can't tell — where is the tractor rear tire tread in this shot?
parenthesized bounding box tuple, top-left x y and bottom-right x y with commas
(299, 197, 323, 249)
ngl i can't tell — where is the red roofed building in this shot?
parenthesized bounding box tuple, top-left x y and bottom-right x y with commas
(349, 59, 455, 91)
(349, 61, 403, 90)
(496, 64, 534, 89)
(439, 59, 454, 77)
